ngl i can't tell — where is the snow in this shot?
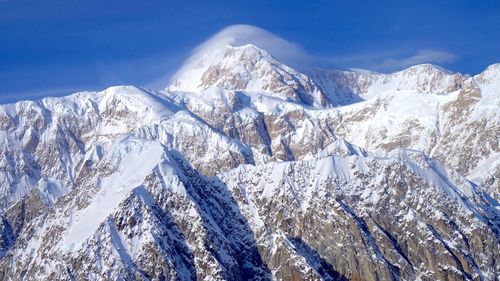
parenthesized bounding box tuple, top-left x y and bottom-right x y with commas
(403, 209, 416, 222)
(357, 64, 459, 99)
(36, 178, 67, 206)
(468, 153, 500, 184)
(62, 135, 164, 251)
(317, 156, 351, 181)
(473, 64, 500, 121)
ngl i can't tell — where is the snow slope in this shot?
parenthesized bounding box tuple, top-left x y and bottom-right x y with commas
(63, 136, 164, 251)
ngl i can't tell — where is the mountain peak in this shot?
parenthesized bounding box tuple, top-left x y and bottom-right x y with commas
(167, 42, 274, 93)
(474, 63, 500, 88)
(168, 37, 327, 106)
(477, 63, 500, 77)
(219, 43, 272, 66)
(397, 63, 453, 76)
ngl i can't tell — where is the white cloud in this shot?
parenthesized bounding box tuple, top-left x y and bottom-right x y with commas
(317, 49, 459, 73)
(0, 87, 86, 103)
(189, 24, 312, 64)
(378, 49, 458, 70)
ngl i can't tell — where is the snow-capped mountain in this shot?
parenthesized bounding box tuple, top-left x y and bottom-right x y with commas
(0, 38, 498, 280)
(169, 44, 326, 107)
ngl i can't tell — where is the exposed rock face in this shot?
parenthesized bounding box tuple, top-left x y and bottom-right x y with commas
(0, 43, 498, 280)
(221, 150, 499, 280)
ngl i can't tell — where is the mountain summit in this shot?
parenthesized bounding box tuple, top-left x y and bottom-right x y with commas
(169, 43, 327, 106)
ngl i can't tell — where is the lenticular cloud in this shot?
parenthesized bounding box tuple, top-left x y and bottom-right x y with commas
(172, 24, 312, 79)
(194, 25, 307, 61)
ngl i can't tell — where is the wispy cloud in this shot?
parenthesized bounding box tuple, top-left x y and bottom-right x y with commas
(377, 49, 458, 71)
(0, 87, 88, 104)
(309, 49, 459, 73)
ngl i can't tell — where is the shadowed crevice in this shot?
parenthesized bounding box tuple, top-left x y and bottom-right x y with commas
(133, 185, 198, 280)
(426, 224, 476, 281)
(336, 199, 401, 281)
(286, 237, 348, 281)
(169, 150, 272, 280)
(368, 214, 414, 269)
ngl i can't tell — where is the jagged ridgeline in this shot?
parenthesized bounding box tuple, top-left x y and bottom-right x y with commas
(0, 27, 499, 280)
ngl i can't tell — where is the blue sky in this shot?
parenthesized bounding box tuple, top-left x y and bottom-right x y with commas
(1, 0, 499, 103)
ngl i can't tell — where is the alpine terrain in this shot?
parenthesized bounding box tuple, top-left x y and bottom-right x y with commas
(0, 27, 499, 280)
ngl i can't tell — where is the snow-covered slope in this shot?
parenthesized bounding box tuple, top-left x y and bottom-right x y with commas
(0, 38, 499, 280)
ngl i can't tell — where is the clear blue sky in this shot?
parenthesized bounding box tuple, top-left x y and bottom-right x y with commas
(1, 0, 499, 103)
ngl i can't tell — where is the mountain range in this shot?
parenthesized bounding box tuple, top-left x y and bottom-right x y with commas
(0, 41, 498, 280)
